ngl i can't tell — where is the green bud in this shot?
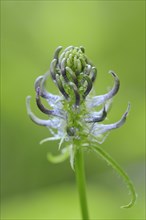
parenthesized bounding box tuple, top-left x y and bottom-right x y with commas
(58, 46, 90, 73)
(49, 46, 96, 104)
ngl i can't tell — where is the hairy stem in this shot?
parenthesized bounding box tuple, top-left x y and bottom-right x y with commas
(75, 148, 89, 220)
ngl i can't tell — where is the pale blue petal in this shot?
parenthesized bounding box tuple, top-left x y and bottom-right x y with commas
(91, 103, 130, 136)
(87, 71, 119, 108)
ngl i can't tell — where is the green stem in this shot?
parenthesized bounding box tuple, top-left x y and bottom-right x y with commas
(75, 148, 89, 220)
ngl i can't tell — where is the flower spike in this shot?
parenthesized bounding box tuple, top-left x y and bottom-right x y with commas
(26, 46, 136, 209)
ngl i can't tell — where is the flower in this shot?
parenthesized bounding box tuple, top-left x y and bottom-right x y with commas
(26, 47, 137, 209)
(26, 46, 130, 166)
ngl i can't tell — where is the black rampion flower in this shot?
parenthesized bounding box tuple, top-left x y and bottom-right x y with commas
(26, 46, 130, 166)
(26, 46, 136, 209)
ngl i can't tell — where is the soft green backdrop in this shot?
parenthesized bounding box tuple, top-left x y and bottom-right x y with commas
(1, 1, 145, 219)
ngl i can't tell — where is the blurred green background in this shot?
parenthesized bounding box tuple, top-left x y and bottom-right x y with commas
(1, 1, 145, 219)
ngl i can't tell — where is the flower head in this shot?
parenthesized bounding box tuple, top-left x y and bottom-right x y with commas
(26, 46, 130, 166)
(26, 46, 137, 209)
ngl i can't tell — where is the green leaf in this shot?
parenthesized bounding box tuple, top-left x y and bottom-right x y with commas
(47, 148, 69, 164)
(91, 145, 137, 208)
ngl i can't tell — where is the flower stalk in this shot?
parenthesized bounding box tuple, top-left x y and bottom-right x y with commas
(26, 46, 137, 219)
(75, 148, 89, 219)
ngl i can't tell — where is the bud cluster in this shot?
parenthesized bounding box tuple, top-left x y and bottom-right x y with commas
(50, 46, 97, 107)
